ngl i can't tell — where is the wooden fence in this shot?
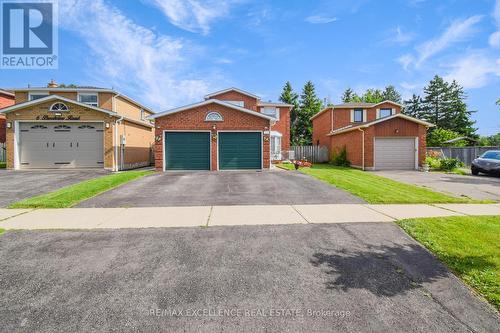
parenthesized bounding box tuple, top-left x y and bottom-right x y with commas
(0, 142, 5, 163)
(427, 146, 499, 166)
(290, 145, 329, 163)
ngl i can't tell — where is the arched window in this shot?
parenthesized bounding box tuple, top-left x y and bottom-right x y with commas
(49, 102, 69, 112)
(205, 111, 223, 122)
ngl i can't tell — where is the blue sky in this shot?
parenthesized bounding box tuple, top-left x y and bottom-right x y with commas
(1, 0, 499, 135)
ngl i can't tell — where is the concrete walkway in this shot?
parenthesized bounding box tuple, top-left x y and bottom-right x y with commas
(1, 203, 499, 230)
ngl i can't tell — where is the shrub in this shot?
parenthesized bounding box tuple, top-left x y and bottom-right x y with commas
(439, 158, 463, 171)
(330, 146, 351, 167)
(425, 156, 441, 169)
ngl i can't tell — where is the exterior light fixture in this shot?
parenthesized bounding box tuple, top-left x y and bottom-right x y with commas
(6, 122, 12, 129)
(212, 124, 217, 130)
(105, 123, 110, 129)
(394, 129, 399, 134)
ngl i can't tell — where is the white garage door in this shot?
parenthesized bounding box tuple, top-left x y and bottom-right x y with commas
(374, 137, 416, 170)
(19, 122, 104, 169)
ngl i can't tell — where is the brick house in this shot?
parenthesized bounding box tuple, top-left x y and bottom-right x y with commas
(312, 101, 434, 170)
(0, 89, 15, 143)
(151, 88, 293, 171)
(1, 81, 154, 170)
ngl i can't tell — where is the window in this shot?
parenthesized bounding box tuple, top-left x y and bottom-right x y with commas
(353, 109, 363, 122)
(29, 92, 49, 101)
(262, 107, 279, 119)
(78, 93, 98, 107)
(205, 111, 223, 122)
(226, 100, 244, 107)
(49, 102, 69, 112)
(140, 109, 145, 120)
(379, 108, 392, 118)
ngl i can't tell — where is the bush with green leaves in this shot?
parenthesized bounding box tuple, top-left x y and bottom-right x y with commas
(439, 158, 463, 171)
(330, 146, 351, 167)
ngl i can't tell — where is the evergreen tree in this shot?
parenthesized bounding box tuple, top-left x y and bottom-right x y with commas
(446, 80, 476, 137)
(296, 81, 322, 145)
(341, 88, 361, 103)
(403, 94, 423, 118)
(382, 85, 402, 103)
(362, 89, 384, 103)
(279, 81, 300, 145)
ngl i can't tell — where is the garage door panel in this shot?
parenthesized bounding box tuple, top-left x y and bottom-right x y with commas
(19, 122, 103, 169)
(165, 132, 210, 170)
(219, 132, 262, 170)
(375, 137, 415, 170)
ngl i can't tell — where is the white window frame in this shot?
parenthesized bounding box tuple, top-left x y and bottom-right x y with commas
(225, 100, 245, 107)
(28, 91, 49, 101)
(49, 102, 70, 112)
(77, 92, 99, 107)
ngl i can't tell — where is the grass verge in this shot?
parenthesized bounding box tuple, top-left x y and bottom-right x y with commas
(397, 215, 499, 311)
(9, 170, 153, 209)
(0, 162, 5, 169)
(278, 163, 483, 203)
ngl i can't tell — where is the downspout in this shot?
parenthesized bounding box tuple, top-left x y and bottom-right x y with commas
(358, 128, 365, 171)
(114, 116, 124, 172)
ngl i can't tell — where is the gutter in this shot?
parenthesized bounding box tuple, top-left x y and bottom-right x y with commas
(358, 128, 365, 171)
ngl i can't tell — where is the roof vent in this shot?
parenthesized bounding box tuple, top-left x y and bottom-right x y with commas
(47, 79, 58, 88)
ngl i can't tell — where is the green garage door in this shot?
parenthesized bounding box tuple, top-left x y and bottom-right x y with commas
(165, 132, 210, 170)
(218, 132, 262, 170)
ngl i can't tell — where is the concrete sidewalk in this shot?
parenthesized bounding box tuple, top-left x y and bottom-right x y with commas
(0, 203, 499, 230)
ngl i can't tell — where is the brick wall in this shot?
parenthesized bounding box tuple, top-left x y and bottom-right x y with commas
(0, 94, 15, 143)
(270, 106, 291, 151)
(208, 91, 259, 111)
(330, 117, 428, 169)
(312, 108, 332, 151)
(154, 103, 271, 171)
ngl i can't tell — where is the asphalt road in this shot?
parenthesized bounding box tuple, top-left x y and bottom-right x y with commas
(0, 169, 108, 207)
(77, 170, 365, 207)
(0, 223, 497, 332)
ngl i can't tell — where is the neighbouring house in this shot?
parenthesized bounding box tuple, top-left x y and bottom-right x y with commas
(312, 101, 434, 170)
(150, 87, 293, 171)
(0, 89, 15, 143)
(1, 80, 155, 170)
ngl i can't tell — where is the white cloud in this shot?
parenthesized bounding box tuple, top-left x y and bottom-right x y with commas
(305, 15, 338, 24)
(392, 26, 415, 44)
(214, 58, 233, 64)
(489, 0, 500, 47)
(444, 51, 500, 89)
(397, 54, 414, 71)
(147, 0, 240, 35)
(59, 0, 214, 109)
(415, 15, 483, 66)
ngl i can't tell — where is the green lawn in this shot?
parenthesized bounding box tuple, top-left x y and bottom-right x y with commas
(0, 162, 5, 169)
(9, 170, 154, 209)
(278, 163, 480, 204)
(0, 228, 4, 236)
(398, 216, 500, 311)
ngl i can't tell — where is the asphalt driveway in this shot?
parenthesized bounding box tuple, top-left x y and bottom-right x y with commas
(374, 170, 500, 201)
(78, 170, 364, 207)
(0, 169, 109, 207)
(0, 223, 497, 332)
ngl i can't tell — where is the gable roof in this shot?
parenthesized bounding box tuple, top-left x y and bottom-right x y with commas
(310, 100, 404, 121)
(149, 99, 275, 120)
(204, 87, 260, 100)
(0, 89, 14, 97)
(0, 95, 154, 128)
(327, 113, 434, 136)
(6, 87, 155, 114)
